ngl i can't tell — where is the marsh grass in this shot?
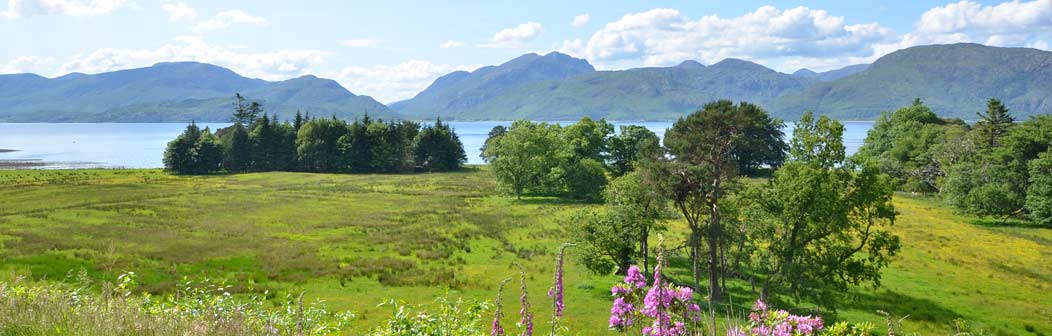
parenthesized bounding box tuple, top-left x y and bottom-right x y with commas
(0, 169, 1049, 334)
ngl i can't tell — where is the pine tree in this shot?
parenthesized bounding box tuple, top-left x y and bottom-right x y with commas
(221, 123, 251, 172)
(974, 98, 1014, 150)
(163, 122, 201, 174)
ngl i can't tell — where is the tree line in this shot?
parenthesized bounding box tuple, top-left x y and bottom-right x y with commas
(164, 94, 466, 174)
(484, 100, 893, 309)
(853, 98, 1052, 225)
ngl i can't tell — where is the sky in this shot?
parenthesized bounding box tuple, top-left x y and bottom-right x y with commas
(1, 0, 1051, 103)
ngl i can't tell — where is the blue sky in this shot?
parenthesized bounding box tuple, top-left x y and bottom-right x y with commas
(2, 0, 1050, 102)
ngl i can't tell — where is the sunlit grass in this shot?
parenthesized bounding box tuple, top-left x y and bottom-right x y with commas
(0, 169, 1049, 334)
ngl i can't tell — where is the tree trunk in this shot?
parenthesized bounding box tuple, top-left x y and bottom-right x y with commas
(690, 228, 702, 293)
(641, 227, 650, 277)
(707, 179, 724, 303)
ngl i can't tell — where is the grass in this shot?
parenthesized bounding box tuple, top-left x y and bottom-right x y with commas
(0, 169, 1049, 334)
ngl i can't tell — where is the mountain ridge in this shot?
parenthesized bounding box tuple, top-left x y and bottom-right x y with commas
(0, 61, 393, 122)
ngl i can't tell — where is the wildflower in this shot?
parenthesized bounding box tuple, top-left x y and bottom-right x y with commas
(624, 265, 647, 288)
(548, 243, 572, 335)
(514, 264, 533, 336)
(727, 327, 747, 336)
(492, 278, 511, 336)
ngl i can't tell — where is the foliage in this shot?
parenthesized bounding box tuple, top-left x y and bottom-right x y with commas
(659, 100, 786, 302)
(482, 120, 564, 198)
(413, 119, 466, 172)
(170, 98, 466, 175)
(1026, 150, 1052, 225)
(162, 122, 222, 174)
(571, 172, 666, 275)
(607, 125, 661, 177)
(369, 297, 488, 336)
(0, 273, 355, 335)
(852, 101, 955, 192)
(746, 112, 900, 306)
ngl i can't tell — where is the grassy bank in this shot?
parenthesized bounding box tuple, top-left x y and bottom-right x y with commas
(0, 169, 1048, 334)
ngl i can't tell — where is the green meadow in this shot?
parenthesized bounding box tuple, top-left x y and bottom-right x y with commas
(0, 169, 1049, 334)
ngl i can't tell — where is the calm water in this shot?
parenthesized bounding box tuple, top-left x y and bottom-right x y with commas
(0, 121, 874, 169)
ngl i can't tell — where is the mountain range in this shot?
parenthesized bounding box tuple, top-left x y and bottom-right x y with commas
(1, 43, 1049, 122)
(0, 62, 392, 122)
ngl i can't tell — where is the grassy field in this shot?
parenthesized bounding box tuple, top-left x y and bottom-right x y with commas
(0, 169, 1049, 334)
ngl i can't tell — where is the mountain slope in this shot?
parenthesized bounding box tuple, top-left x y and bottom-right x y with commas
(771, 43, 1052, 119)
(0, 62, 394, 122)
(394, 52, 596, 119)
(792, 64, 869, 82)
(398, 57, 812, 120)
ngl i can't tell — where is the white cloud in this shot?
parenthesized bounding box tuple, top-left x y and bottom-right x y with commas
(161, 1, 196, 23)
(908, 0, 1052, 48)
(571, 13, 590, 27)
(2, 0, 128, 18)
(192, 9, 268, 33)
(581, 6, 896, 69)
(0, 55, 55, 74)
(331, 60, 480, 103)
(57, 35, 328, 80)
(341, 39, 378, 48)
(487, 21, 543, 48)
(440, 40, 465, 48)
(556, 39, 585, 58)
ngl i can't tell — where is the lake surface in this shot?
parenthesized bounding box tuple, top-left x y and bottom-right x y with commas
(0, 121, 874, 169)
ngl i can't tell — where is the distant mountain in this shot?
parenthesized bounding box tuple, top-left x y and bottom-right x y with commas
(770, 43, 1052, 119)
(792, 64, 869, 82)
(396, 54, 812, 120)
(0, 62, 393, 122)
(394, 52, 595, 119)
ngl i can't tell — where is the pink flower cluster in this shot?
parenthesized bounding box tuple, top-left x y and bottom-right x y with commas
(728, 299, 824, 336)
(609, 265, 702, 336)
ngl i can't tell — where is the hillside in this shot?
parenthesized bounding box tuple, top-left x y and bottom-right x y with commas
(0, 62, 394, 122)
(770, 43, 1052, 119)
(397, 56, 812, 120)
(792, 64, 869, 82)
(393, 51, 596, 119)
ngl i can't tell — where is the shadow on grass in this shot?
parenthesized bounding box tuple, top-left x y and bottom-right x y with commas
(511, 197, 601, 206)
(968, 217, 1052, 229)
(840, 289, 962, 323)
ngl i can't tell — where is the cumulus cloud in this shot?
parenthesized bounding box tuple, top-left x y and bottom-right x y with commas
(908, 0, 1052, 48)
(571, 13, 589, 27)
(57, 35, 328, 80)
(1, 0, 128, 18)
(193, 9, 268, 33)
(581, 6, 895, 69)
(341, 39, 378, 48)
(440, 40, 465, 48)
(0, 55, 55, 74)
(487, 21, 543, 48)
(161, 1, 196, 22)
(331, 60, 480, 103)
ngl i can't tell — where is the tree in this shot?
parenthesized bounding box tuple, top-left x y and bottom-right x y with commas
(249, 114, 281, 171)
(731, 106, 788, 177)
(220, 123, 251, 172)
(561, 117, 613, 163)
(1027, 150, 1052, 225)
(607, 125, 661, 177)
(479, 125, 507, 162)
(413, 119, 466, 172)
(747, 112, 899, 307)
(293, 110, 305, 132)
(344, 116, 374, 173)
(973, 98, 1014, 151)
(571, 171, 667, 275)
(296, 118, 349, 172)
(163, 122, 202, 174)
(192, 128, 223, 174)
(482, 120, 563, 198)
(230, 93, 260, 125)
(553, 158, 607, 200)
(854, 101, 950, 192)
(661, 100, 779, 302)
